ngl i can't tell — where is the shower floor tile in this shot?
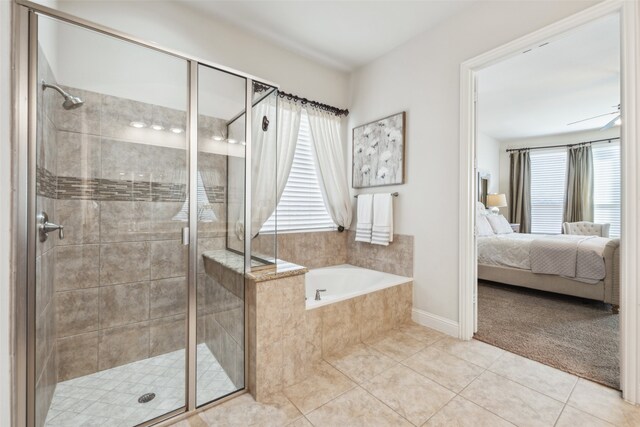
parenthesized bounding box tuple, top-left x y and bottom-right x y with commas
(45, 344, 235, 426)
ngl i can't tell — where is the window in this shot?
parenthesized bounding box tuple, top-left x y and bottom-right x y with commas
(260, 111, 335, 233)
(593, 142, 621, 237)
(530, 149, 567, 234)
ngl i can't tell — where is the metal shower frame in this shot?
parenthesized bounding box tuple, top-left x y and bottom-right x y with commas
(13, 1, 278, 425)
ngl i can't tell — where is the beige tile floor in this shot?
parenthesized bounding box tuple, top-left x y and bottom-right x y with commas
(169, 322, 640, 427)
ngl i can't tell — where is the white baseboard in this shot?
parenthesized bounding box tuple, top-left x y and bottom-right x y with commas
(412, 308, 459, 338)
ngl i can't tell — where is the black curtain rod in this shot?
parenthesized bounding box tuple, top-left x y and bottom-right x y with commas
(277, 90, 349, 117)
(227, 83, 349, 126)
(506, 137, 620, 153)
(254, 81, 349, 116)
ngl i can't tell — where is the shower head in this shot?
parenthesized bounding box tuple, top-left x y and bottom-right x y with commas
(42, 81, 84, 110)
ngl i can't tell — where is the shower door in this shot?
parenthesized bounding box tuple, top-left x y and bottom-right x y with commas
(32, 14, 191, 427)
(28, 11, 251, 427)
(194, 65, 248, 407)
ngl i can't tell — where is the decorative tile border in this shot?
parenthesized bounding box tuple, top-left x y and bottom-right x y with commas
(36, 166, 57, 199)
(37, 166, 225, 203)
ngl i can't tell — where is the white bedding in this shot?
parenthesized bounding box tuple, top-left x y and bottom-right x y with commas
(477, 233, 609, 284)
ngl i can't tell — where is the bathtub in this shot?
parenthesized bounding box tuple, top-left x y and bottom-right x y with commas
(305, 264, 412, 309)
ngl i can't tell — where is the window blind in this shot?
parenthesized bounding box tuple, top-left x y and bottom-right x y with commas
(593, 142, 621, 237)
(260, 111, 335, 233)
(530, 148, 567, 234)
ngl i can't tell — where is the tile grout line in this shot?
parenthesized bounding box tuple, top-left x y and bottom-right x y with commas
(553, 404, 567, 427)
(563, 379, 618, 426)
(484, 349, 583, 399)
(454, 374, 520, 427)
(313, 335, 459, 426)
(432, 352, 522, 427)
(483, 363, 574, 405)
(436, 342, 577, 407)
(399, 350, 485, 395)
(314, 329, 547, 426)
(358, 383, 418, 426)
(293, 371, 358, 418)
(456, 363, 567, 426)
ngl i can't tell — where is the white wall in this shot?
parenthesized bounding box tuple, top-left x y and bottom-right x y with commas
(477, 132, 500, 194)
(348, 0, 599, 324)
(45, 0, 349, 108)
(1, 1, 13, 426)
(498, 127, 620, 201)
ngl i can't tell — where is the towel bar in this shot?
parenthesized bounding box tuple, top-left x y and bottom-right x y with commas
(354, 192, 399, 198)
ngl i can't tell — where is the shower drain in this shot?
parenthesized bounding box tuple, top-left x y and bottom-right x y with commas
(138, 393, 156, 404)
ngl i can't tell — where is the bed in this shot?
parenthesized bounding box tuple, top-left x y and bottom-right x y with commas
(476, 205, 620, 312)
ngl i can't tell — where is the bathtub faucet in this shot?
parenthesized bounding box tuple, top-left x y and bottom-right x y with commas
(315, 289, 327, 301)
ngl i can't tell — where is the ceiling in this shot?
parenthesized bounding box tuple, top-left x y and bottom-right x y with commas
(478, 13, 620, 141)
(181, 0, 477, 71)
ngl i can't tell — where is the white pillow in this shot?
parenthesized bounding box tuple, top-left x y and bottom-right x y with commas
(476, 214, 495, 236)
(476, 202, 488, 216)
(486, 214, 513, 234)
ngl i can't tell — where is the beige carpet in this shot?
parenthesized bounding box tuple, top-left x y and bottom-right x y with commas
(475, 281, 619, 389)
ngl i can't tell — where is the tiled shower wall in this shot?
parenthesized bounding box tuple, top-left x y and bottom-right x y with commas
(47, 82, 230, 382)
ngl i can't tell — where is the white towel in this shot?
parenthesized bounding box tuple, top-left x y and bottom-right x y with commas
(355, 194, 373, 243)
(371, 193, 393, 246)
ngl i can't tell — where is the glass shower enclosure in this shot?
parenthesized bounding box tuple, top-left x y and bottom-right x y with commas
(20, 4, 278, 426)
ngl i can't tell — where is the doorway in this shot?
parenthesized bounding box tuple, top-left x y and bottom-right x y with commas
(458, 0, 640, 403)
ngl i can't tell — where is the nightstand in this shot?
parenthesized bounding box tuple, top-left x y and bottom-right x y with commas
(510, 223, 520, 233)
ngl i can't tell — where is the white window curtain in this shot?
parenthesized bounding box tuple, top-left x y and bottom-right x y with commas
(306, 107, 353, 229)
(248, 96, 302, 238)
(261, 111, 335, 233)
(172, 171, 216, 222)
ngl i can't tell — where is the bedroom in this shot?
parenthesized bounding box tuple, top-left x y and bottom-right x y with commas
(475, 13, 621, 390)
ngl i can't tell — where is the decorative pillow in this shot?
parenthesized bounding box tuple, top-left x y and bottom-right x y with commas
(476, 201, 488, 215)
(487, 214, 513, 234)
(476, 214, 495, 237)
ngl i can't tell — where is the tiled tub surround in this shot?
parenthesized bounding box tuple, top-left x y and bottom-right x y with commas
(251, 230, 413, 276)
(202, 249, 313, 400)
(246, 265, 412, 402)
(346, 230, 413, 277)
(247, 273, 310, 402)
(252, 231, 348, 269)
(40, 82, 234, 385)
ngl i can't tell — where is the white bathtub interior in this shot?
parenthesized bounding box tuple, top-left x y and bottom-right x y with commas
(305, 264, 412, 309)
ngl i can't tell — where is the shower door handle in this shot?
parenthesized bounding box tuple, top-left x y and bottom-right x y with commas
(182, 227, 190, 245)
(37, 212, 64, 242)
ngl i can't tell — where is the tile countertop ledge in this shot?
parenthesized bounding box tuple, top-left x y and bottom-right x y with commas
(246, 261, 308, 282)
(202, 249, 308, 282)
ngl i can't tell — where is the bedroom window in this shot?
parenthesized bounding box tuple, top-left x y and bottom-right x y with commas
(260, 110, 335, 233)
(530, 148, 567, 234)
(593, 142, 621, 238)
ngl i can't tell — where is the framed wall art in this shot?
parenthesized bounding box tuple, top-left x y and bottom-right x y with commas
(352, 111, 405, 188)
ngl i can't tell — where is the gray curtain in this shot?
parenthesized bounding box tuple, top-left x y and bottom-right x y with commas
(508, 150, 531, 233)
(564, 145, 594, 223)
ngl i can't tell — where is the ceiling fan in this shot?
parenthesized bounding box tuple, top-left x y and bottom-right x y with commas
(567, 104, 621, 130)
